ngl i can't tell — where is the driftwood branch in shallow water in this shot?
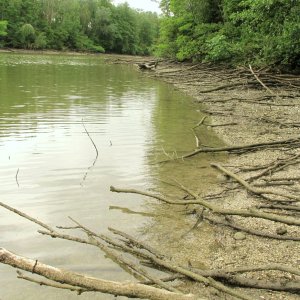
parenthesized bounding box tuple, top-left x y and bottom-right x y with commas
(109, 229, 300, 294)
(181, 136, 300, 159)
(110, 186, 300, 226)
(0, 202, 253, 300)
(16, 271, 89, 294)
(0, 248, 196, 300)
(1, 201, 299, 298)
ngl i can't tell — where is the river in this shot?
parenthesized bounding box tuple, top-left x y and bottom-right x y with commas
(0, 53, 222, 299)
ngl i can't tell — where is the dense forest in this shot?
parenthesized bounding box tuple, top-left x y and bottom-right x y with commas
(157, 0, 300, 70)
(0, 0, 299, 70)
(0, 0, 159, 55)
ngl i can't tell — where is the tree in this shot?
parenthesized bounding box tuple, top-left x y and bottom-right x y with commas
(0, 0, 159, 54)
(19, 23, 36, 48)
(0, 20, 7, 36)
(156, 0, 300, 70)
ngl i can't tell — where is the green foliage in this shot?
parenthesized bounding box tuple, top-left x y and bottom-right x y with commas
(0, 20, 8, 37)
(157, 0, 300, 70)
(34, 32, 47, 49)
(75, 34, 105, 53)
(19, 23, 36, 49)
(0, 0, 159, 55)
(204, 34, 233, 62)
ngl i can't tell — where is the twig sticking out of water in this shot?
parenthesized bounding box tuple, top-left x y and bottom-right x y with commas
(81, 119, 99, 185)
(16, 168, 19, 188)
(82, 119, 99, 159)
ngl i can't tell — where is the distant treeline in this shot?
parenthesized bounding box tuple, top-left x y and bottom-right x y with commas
(0, 0, 299, 70)
(0, 0, 159, 55)
(156, 0, 300, 70)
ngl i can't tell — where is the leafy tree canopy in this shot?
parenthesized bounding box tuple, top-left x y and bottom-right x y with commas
(156, 0, 300, 70)
(0, 0, 159, 55)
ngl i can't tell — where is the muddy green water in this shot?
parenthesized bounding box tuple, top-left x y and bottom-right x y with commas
(0, 53, 222, 299)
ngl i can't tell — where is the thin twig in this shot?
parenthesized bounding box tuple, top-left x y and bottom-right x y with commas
(211, 163, 300, 202)
(0, 201, 55, 233)
(81, 119, 99, 184)
(17, 271, 89, 294)
(249, 65, 275, 95)
(82, 119, 99, 159)
(15, 168, 20, 187)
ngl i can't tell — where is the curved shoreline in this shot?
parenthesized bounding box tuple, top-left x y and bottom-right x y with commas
(135, 59, 300, 299)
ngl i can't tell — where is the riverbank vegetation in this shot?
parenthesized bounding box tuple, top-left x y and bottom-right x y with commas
(156, 0, 300, 71)
(0, 0, 299, 71)
(0, 0, 159, 55)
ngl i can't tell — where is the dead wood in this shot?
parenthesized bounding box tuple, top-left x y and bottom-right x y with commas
(180, 136, 300, 159)
(110, 229, 300, 294)
(205, 215, 300, 241)
(0, 248, 195, 300)
(206, 122, 238, 127)
(246, 154, 300, 183)
(0, 201, 54, 233)
(249, 65, 275, 95)
(199, 82, 247, 93)
(17, 271, 90, 294)
(211, 163, 300, 202)
(257, 204, 300, 212)
(15, 168, 20, 187)
(0, 202, 254, 300)
(2, 199, 300, 298)
(109, 230, 257, 300)
(110, 186, 300, 226)
(81, 119, 99, 184)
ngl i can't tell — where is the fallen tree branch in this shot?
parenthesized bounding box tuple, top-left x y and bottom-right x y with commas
(0, 201, 55, 233)
(205, 215, 300, 241)
(110, 229, 300, 294)
(110, 186, 300, 226)
(249, 65, 275, 95)
(247, 154, 300, 183)
(109, 230, 256, 300)
(199, 82, 247, 93)
(67, 217, 179, 293)
(211, 163, 300, 202)
(17, 271, 89, 294)
(257, 204, 300, 212)
(0, 248, 196, 300)
(180, 136, 300, 159)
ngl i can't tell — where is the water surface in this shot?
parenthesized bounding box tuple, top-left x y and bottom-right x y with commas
(0, 53, 222, 299)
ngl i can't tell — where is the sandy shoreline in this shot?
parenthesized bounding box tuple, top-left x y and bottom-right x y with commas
(131, 59, 300, 299)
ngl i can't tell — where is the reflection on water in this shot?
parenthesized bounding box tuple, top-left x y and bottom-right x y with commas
(0, 53, 223, 299)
